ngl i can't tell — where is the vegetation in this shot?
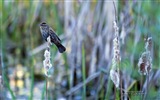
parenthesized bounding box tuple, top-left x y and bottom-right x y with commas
(0, 0, 160, 100)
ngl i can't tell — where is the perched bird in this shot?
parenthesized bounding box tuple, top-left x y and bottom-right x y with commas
(40, 22, 66, 53)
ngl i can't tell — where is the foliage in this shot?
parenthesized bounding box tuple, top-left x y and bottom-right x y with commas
(0, 0, 160, 99)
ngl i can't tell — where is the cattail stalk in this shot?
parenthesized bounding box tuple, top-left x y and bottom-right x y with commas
(43, 36, 53, 100)
(110, 21, 122, 99)
(138, 37, 152, 99)
(138, 37, 152, 75)
(43, 36, 53, 77)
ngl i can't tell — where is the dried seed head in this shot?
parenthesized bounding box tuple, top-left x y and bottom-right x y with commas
(47, 36, 52, 45)
(138, 37, 152, 75)
(145, 37, 152, 51)
(113, 34, 121, 63)
(43, 36, 53, 77)
(113, 21, 119, 33)
(110, 69, 120, 88)
(110, 21, 121, 88)
(44, 49, 50, 58)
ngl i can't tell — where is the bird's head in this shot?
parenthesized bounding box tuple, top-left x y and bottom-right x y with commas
(40, 22, 49, 29)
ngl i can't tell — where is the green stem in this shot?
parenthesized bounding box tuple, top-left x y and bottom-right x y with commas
(46, 77, 48, 100)
(104, 78, 113, 99)
(3, 74, 16, 100)
(29, 60, 34, 100)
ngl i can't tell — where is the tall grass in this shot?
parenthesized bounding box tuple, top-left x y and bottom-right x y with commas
(82, 44, 86, 100)
(1, 0, 160, 99)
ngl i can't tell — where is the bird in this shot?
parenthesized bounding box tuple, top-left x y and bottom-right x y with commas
(39, 22, 66, 53)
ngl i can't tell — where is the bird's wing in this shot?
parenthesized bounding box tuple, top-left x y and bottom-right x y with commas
(49, 28, 61, 42)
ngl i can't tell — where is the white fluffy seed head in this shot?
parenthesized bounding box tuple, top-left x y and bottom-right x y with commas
(43, 36, 53, 77)
(145, 37, 152, 52)
(113, 21, 119, 36)
(44, 49, 50, 58)
(110, 69, 120, 88)
(110, 21, 120, 88)
(47, 36, 52, 45)
(138, 37, 152, 75)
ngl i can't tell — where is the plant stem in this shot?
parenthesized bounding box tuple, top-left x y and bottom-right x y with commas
(46, 77, 48, 100)
(114, 85, 116, 100)
(112, 0, 118, 23)
(141, 76, 143, 100)
(145, 73, 149, 100)
(29, 28, 34, 100)
(120, 71, 123, 100)
(82, 44, 86, 100)
(29, 60, 34, 100)
(3, 74, 16, 100)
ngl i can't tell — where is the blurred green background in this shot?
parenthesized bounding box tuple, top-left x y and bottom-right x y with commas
(0, 0, 160, 100)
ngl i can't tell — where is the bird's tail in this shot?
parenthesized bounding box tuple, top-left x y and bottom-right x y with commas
(56, 43, 66, 53)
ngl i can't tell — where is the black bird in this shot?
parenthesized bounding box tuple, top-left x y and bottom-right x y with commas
(39, 22, 66, 53)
